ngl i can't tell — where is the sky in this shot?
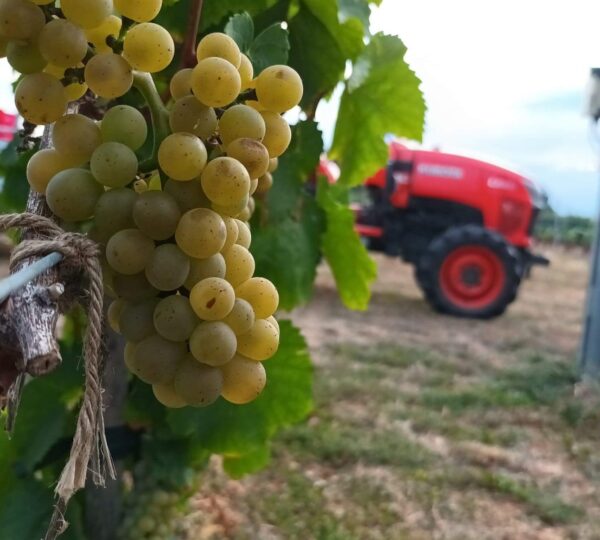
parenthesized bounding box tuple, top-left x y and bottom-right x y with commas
(316, 0, 600, 217)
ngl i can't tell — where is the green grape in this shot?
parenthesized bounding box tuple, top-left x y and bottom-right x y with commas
(106, 229, 155, 275)
(131, 335, 186, 384)
(86, 15, 122, 53)
(268, 157, 278, 173)
(174, 355, 222, 406)
(189, 277, 235, 320)
(124, 341, 137, 371)
(189, 321, 237, 366)
(169, 96, 217, 140)
(222, 298, 255, 335)
(184, 253, 226, 290)
(238, 53, 254, 90)
(153, 295, 198, 342)
(261, 111, 292, 158)
(101, 105, 148, 150)
(236, 277, 279, 319)
(39, 18, 88, 68)
(119, 298, 159, 342)
(6, 39, 46, 74)
(223, 245, 255, 287)
(26, 149, 72, 194)
(200, 157, 250, 207)
(191, 57, 241, 108)
(115, 0, 161, 22)
(15, 73, 67, 125)
(60, 0, 113, 29)
(158, 133, 207, 181)
(220, 354, 267, 404)
(94, 188, 137, 243)
(255, 65, 303, 113)
(0, 0, 45, 40)
(226, 138, 270, 179)
(236, 319, 279, 361)
(133, 190, 181, 241)
(211, 195, 248, 218)
(218, 105, 266, 147)
(255, 172, 273, 195)
(235, 219, 251, 248)
(164, 178, 211, 212)
(107, 299, 125, 333)
(145, 244, 190, 291)
(266, 315, 280, 333)
(222, 216, 239, 252)
(91, 142, 138, 188)
(152, 383, 186, 408)
(46, 169, 104, 221)
(113, 272, 158, 301)
(169, 68, 192, 100)
(238, 201, 252, 222)
(175, 208, 226, 259)
(0, 36, 7, 58)
(53, 114, 102, 166)
(84, 53, 134, 99)
(123, 22, 174, 73)
(196, 32, 241, 67)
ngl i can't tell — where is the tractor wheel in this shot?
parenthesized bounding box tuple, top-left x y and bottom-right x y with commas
(416, 225, 521, 319)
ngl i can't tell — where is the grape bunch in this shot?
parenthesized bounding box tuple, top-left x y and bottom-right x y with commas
(6, 0, 304, 408)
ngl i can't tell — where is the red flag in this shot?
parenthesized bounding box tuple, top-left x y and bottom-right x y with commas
(0, 111, 17, 142)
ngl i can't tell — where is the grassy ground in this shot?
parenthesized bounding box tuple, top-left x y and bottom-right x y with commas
(186, 247, 600, 540)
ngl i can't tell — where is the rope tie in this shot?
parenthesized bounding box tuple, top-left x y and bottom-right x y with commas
(0, 212, 115, 540)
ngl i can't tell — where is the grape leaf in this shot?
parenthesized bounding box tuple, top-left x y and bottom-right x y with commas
(316, 180, 377, 310)
(223, 445, 270, 478)
(0, 138, 33, 213)
(224, 12, 254, 52)
(248, 23, 290, 74)
(330, 34, 426, 187)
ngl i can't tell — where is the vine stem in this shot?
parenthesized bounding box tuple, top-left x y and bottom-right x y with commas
(133, 71, 170, 172)
(181, 0, 204, 68)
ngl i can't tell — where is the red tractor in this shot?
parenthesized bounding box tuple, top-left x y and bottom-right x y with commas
(346, 142, 549, 318)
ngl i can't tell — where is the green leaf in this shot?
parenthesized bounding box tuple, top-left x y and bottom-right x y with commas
(0, 138, 33, 213)
(316, 180, 377, 310)
(167, 321, 313, 474)
(224, 12, 254, 52)
(338, 0, 381, 27)
(248, 22, 290, 74)
(330, 34, 426, 187)
(0, 479, 54, 540)
(223, 445, 271, 478)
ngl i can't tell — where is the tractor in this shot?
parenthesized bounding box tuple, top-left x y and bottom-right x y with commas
(343, 142, 549, 318)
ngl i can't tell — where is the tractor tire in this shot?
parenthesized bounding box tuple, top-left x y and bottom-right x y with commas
(416, 225, 521, 319)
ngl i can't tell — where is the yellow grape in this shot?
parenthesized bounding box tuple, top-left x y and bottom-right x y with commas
(223, 245, 255, 287)
(115, 0, 162, 22)
(39, 19, 88, 68)
(220, 355, 267, 404)
(200, 157, 251, 207)
(164, 178, 211, 213)
(0, 0, 45, 40)
(255, 172, 273, 195)
(226, 138, 270, 179)
(190, 277, 235, 320)
(15, 73, 67, 125)
(106, 229, 155, 275)
(85, 53, 133, 99)
(191, 57, 241, 108)
(45, 169, 104, 222)
(145, 244, 191, 291)
(131, 335, 186, 384)
(53, 114, 102, 166)
(236, 277, 279, 319)
(222, 217, 239, 252)
(124, 342, 137, 372)
(158, 133, 207, 181)
(152, 383, 186, 408)
(65, 80, 88, 101)
(91, 142, 138, 188)
(86, 15, 122, 53)
(0, 36, 8, 58)
(196, 32, 241, 68)
(249, 178, 258, 196)
(6, 40, 46, 74)
(94, 188, 137, 243)
(222, 298, 255, 335)
(189, 321, 237, 366)
(255, 65, 303, 113)
(123, 22, 174, 73)
(218, 104, 266, 147)
(153, 295, 198, 342)
(235, 219, 251, 248)
(245, 99, 266, 112)
(113, 272, 158, 301)
(107, 299, 125, 333)
(184, 254, 226, 290)
(238, 54, 254, 90)
(174, 355, 223, 406)
(61, 0, 113, 29)
(261, 111, 292, 158)
(169, 68, 193, 100)
(266, 315, 279, 333)
(26, 149, 72, 193)
(169, 97, 217, 140)
(236, 319, 279, 361)
(119, 298, 159, 342)
(268, 157, 279, 173)
(237, 200, 253, 222)
(31, 0, 54, 4)
(211, 195, 248, 218)
(175, 208, 226, 259)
